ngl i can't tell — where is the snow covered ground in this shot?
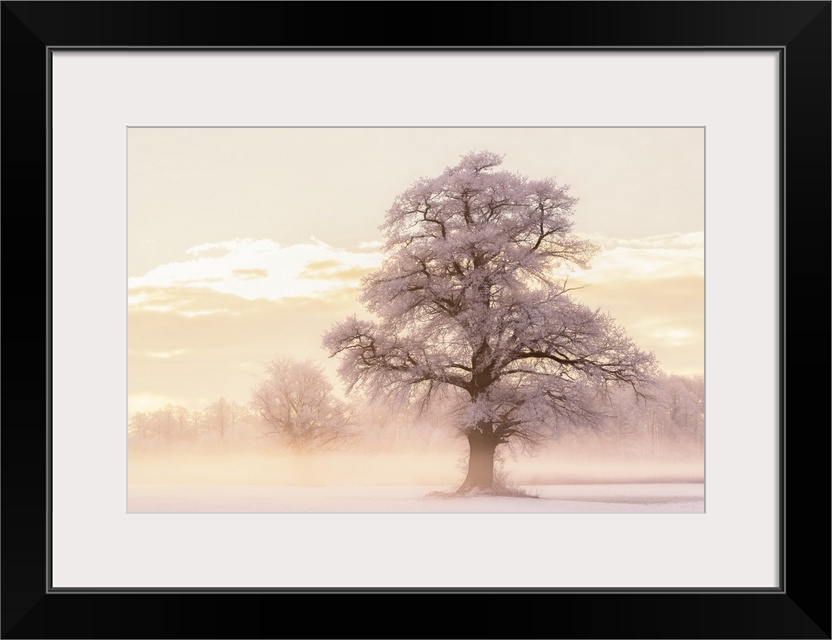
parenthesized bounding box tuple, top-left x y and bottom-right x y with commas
(128, 482, 704, 513)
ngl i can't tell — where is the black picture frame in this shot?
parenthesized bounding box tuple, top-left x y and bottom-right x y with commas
(2, 2, 829, 638)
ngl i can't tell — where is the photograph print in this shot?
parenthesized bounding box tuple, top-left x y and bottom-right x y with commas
(127, 127, 704, 513)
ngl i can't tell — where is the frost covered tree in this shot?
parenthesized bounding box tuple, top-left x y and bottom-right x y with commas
(323, 151, 657, 492)
(251, 358, 352, 452)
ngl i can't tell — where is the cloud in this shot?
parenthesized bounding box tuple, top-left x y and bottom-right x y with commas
(302, 260, 341, 272)
(131, 349, 188, 359)
(570, 272, 704, 377)
(128, 231, 704, 414)
(298, 263, 376, 282)
(573, 231, 704, 281)
(128, 284, 368, 412)
(129, 238, 382, 304)
(232, 268, 268, 280)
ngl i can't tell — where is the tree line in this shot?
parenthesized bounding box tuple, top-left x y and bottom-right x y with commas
(129, 358, 702, 461)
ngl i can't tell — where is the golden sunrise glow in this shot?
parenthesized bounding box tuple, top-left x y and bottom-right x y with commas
(128, 128, 704, 414)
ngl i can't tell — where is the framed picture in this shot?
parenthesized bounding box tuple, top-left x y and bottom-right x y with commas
(124, 125, 706, 517)
(3, 2, 829, 638)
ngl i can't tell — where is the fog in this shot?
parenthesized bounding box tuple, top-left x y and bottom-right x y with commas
(128, 439, 703, 489)
(128, 383, 704, 513)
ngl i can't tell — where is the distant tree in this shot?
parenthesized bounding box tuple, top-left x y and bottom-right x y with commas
(251, 358, 351, 452)
(205, 398, 231, 440)
(324, 150, 656, 492)
(128, 411, 151, 440)
(205, 397, 247, 441)
(173, 405, 190, 438)
(129, 404, 192, 444)
(189, 408, 204, 439)
(651, 373, 704, 455)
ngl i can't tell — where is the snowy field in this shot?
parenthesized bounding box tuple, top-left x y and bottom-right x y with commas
(128, 483, 704, 513)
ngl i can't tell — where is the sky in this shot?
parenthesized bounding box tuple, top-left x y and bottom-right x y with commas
(127, 127, 704, 415)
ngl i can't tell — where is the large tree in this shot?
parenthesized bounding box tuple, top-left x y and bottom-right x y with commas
(323, 151, 657, 492)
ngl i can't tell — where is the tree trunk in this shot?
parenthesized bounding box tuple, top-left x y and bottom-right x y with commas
(458, 426, 497, 493)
